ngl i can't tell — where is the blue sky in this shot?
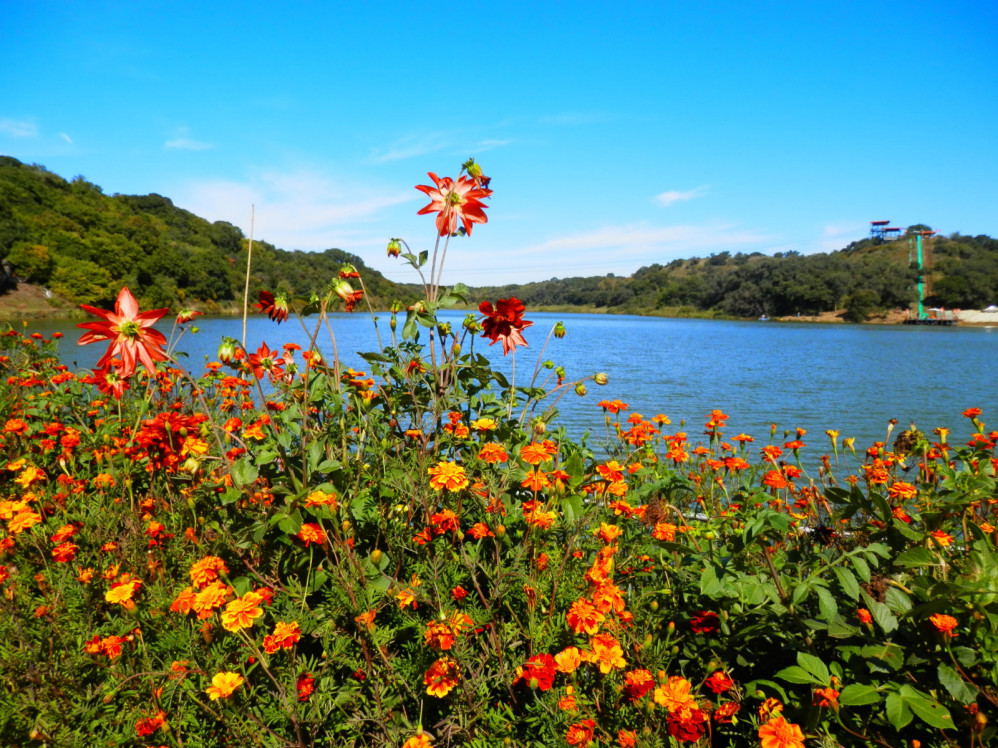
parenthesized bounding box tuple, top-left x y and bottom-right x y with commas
(2, 1, 995, 286)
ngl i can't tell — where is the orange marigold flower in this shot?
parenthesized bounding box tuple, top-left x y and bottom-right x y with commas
(567, 598, 605, 635)
(134, 710, 166, 737)
(555, 646, 583, 674)
(714, 700, 740, 724)
(297, 672, 315, 701)
(478, 443, 508, 464)
(297, 522, 326, 546)
(930, 529, 953, 547)
(758, 715, 806, 748)
(963, 407, 982, 419)
(189, 556, 229, 589)
(654, 676, 696, 713)
(521, 469, 551, 492)
(263, 621, 301, 653)
(424, 657, 460, 697)
(171, 586, 197, 615)
(887, 481, 917, 501)
(813, 686, 840, 707)
(617, 729, 637, 748)
(402, 732, 433, 748)
(589, 633, 626, 674)
(52, 541, 78, 563)
(565, 718, 595, 746)
(428, 461, 469, 492)
(221, 592, 264, 632)
(8, 510, 42, 535)
(557, 684, 578, 712)
(193, 581, 233, 618)
(597, 523, 622, 544)
(519, 442, 553, 465)
(467, 522, 494, 539)
(857, 608, 873, 625)
(205, 671, 244, 700)
(652, 522, 677, 541)
(930, 613, 958, 634)
(304, 489, 338, 509)
(514, 653, 556, 691)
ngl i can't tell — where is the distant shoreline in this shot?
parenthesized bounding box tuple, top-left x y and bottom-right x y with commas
(2, 282, 995, 326)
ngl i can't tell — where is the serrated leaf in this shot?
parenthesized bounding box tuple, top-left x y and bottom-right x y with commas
(834, 566, 860, 600)
(938, 663, 976, 704)
(838, 683, 882, 706)
(699, 565, 723, 598)
(797, 652, 830, 684)
(895, 547, 938, 567)
(816, 585, 839, 622)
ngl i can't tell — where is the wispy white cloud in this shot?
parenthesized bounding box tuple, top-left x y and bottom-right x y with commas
(655, 186, 708, 207)
(172, 169, 413, 251)
(0, 118, 38, 138)
(474, 138, 512, 152)
(165, 137, 213, 151)
(519, 222, 768, 257)
(817, 221, 867, 251)
(59, 132, 73, 144)
(369, 133, 450, 163)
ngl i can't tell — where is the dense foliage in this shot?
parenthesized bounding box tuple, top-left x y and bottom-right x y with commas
(475, 236, 998, 320)
(0, 156, 411, 311)
(1, 164, 996, 747)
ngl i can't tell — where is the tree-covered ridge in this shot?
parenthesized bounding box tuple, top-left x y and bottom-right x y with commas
(475, 234, 998, 320)
(0, 156, 410, 311)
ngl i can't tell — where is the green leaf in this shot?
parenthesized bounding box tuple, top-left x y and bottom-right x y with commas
(851, 555, 871, 583)
(816, 585, 839, 622)
(953, 646, 978, 668)
(838, 683, 882, 706)
(899, 686, 955, 730)
(834, 566, 860, 600)
(699, 565, 724, 598)
(231, 457, 259, 487)
(775, 665, 822, 685)
(895, 547, 938, 568)
(885, 691, 912, 730)
(862, 594, 898, 634)
(316, 458, 341, 473)
(938, 663, 976, 704)
(797, 652, 830, 684)
(884, 587, 912, 616)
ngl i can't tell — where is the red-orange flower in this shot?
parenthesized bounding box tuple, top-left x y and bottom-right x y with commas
(415, 172, 492, 236)
(424, 657, 460, 697)
(77, 286, 169, 377)
(479, 297, 533, 355)
(254, 290, 289, 324)
(565, 719, 595, 746)
(930, 613, 958, 634)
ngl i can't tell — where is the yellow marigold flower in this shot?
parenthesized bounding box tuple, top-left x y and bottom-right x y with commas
(205, 671, 244, 700)
(470, 418, 497, 431)
(105, 578, 142, 607)
(554, 646, 582, 674)
(427, 461, 469, 492)
(221, 592, 264, 632)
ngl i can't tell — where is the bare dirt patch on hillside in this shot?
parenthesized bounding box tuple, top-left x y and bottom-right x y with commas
(0, 283, 78, 321)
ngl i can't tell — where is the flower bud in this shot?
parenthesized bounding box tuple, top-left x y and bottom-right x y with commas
(370, 549, 383, 565)
(575, 383, 587, 397)
(532, 418, 546, 436)
(553, 321, 566, 339)
(594, 372, 609, 385)
(218, 338, 237, 364)
(387, 238, 401, 258)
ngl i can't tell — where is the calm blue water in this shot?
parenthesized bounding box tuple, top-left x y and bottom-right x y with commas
(23, 312, 998, 453)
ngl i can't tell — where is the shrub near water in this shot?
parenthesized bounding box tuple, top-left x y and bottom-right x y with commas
(1, 164, 997, 747)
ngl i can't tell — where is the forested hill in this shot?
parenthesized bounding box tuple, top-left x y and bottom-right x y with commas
(2, 156, 996, 320)
(0, 156, 412, 312)
(473, 230, 998, 320)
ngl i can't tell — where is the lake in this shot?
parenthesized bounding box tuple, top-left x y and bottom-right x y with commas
(22, 311, 998, 456)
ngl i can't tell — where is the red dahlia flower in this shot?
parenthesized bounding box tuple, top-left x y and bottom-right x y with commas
(254, 290, 289, 324)
(416, 172, 492, 236)
(77, 286, 168, 377)
(479, 297, 533, 355)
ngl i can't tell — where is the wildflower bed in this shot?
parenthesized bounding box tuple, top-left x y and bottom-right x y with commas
(0, 163, 996, 747)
